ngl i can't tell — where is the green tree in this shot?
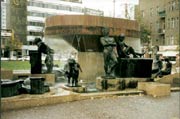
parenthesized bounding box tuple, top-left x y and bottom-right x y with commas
(135, 6, 151, 45)
(140, 25, 151, 44)
(9, 38, 23, 51)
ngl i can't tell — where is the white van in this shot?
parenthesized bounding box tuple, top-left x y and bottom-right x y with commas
(157, 51, 178, 64)
(158, 45, 179, 74)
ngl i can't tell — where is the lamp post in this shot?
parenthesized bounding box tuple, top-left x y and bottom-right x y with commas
(147, 35, 151, 47)
(113, 0, 115, 17)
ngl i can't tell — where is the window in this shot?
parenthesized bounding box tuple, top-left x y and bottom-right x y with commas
(177, 0, 179, 10)
(166, 36, 169, 45)
(176, 17, 179, 28)
(168, 2, 171, 11)
(150, 8, 153, 16)
(172, 1, 176, 10)
(171, 18, 175, 28)
(150, 23, 153, 31)
(170, 35, 175, 45)
(167, 18, 170, 28)
(156, 21, 160, 31)
(141, 10, 144, 18)
(156, 6, 159, 15)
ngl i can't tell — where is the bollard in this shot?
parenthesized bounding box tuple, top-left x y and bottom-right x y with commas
(29, 50, 42, 74)
(30, 77, 45, 94)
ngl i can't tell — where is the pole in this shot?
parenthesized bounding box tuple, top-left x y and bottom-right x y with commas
(113, 0, 115, 17)
(11, 29, 14, 41)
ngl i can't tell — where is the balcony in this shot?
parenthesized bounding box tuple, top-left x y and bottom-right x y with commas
(158, 10, 166, 18)
(158, 28, 165, 35)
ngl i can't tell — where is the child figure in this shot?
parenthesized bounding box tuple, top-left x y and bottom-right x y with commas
(64, 58, 82, 87)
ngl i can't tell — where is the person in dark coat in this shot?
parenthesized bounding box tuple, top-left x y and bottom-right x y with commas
(151, 54, 163, 74)
(155, 57, 172, 77)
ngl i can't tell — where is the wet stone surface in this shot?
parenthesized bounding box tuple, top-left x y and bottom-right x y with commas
(2, 92, 180, 119)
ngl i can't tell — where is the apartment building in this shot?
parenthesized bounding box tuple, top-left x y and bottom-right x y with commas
(1, 0, 7, 29)
(6, 0, 27, 44)
(139, 0, 179, 46)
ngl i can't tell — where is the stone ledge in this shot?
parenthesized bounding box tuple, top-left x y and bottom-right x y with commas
(1, 88, 144, 112)
(155, 73, 180, 84)
(1, 91, 79, 112)
(2, 85, 178, 111)
(138, 82, 171, 97)
(1, 69, 13, 79)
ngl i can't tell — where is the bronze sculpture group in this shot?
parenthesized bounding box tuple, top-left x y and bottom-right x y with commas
(100, 27, 144, 79)
(31, 27, 171, 88)
(33, 38, 54, 73)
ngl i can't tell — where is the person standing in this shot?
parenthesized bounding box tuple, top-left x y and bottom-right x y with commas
(155, 57, 172, 77)
(151, 54, 163, 77)
(175, 53, 180, 73)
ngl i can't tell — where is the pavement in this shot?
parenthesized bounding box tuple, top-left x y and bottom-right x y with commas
(1, 92, 180, 119)
(2, 70, 179, 119)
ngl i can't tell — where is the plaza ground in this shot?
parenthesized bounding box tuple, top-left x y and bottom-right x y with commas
(1, 92, 180, 119)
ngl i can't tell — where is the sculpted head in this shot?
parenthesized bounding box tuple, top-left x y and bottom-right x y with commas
(102, 27, 110, 36)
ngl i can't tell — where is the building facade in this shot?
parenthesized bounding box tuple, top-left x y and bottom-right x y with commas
(5, 0, 104, 45)
(138, 0, 179, 46)
(6, 0, 27, 44)
(1, 0, 7, 29)
(2, 0, 103, 57)
(26, 0, 104, 45)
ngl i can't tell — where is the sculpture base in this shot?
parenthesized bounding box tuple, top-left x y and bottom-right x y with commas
(101, 75, 116, 79)
(96, 77, 148, 91)
(96, 77, 125, 91)
(61, 84, 87, 93)
(115, 58, 153, 78)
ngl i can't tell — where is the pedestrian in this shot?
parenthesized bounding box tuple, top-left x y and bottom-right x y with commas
(155, 57, 172, 77)
(151, 54, 163, 78)
(175, 53, 180, 73)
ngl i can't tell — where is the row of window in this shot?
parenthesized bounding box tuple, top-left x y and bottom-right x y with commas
(28, 31, 43, 36)
(142, 0, 179, 17)
(28, 21, 45, 27)
(28, 1, 103, 16)
(28, 1, 82, 12)
(166, 35, 177, 45)
(167, 17, 179, 29)
(149, 17, 179, 31)
(167, 0, 179, 11)
(28, 1, 81, 12)
(28, 11, 58, 18)
(61, 0, 82, 3)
